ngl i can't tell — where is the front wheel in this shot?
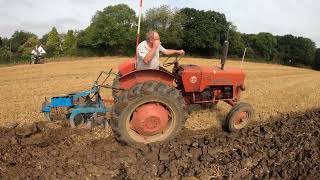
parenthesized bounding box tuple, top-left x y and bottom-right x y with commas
(111, 81, 188, 145)
(225, 102, 254, 132)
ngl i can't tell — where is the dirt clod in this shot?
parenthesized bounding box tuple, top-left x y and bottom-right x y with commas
(0, 109, 320, 179)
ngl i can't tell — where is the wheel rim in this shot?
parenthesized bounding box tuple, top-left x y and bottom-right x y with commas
(131, 103, 170, 136)
(234, 111, 249, 129)
(73, 114, 85, 127)
(125, 101, 176, 144)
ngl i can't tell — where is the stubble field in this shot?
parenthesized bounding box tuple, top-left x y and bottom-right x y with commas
(0, 57, 319, 129)
(1, 57, 320, 179)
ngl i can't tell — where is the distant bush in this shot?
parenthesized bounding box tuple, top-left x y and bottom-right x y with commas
(0, 48, 13, 64)
(313, 49, 320, 70)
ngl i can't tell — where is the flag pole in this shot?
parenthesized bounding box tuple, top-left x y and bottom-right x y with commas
(135, 0, 143, 63)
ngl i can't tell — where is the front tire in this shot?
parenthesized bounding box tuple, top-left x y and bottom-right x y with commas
(225, 102, 254, 132)
(111, 81, 188, 145)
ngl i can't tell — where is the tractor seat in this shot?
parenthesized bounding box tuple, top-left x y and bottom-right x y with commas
(119, 60, 136, 76)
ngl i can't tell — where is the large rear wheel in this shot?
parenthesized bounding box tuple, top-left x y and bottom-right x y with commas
(112, 73, 121, 100)
(111, 81, 188, 145)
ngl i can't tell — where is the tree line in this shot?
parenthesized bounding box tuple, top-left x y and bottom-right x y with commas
(0, 4, 319, 70)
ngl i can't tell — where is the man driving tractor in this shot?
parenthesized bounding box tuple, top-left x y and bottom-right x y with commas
(137, 31, 185, 70)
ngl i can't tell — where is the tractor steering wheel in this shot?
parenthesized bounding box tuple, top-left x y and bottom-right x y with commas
(162, 55, 182, 67)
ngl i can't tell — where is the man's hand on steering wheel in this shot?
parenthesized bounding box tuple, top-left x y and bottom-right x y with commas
(163, 54, 183, 67)
(177, 50, 185, 55)
(162, 49, 185, 67)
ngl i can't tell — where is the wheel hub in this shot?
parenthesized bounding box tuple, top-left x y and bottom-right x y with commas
(131, 103, 170, 136)
(234, 111, 248, 128)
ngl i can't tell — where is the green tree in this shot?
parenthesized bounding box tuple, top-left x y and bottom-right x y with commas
(10, 31, 36, 53)
(314, 48, 320, 70)
(228, 25, 245, 57)
(166, 10, 185, 48)
(0, 48, 13, 63)
(18, 36, 40, 59)
(144, 5, 173, 43)
(63, 30, 77, 55)
(46, 27, 61, 56)
(299, 37, 316, 65)
(276, 35, 316, 65)
(40, 33, 48, 44)
(178, 8, 229, 56)
(254, 33, 277, 61)
(0, 37, 2, 47)
(143, 6, 184, 48)
(242, 33, 277, 60)
(2, 38, 9, 47)
(144, 5, 173, 32)
(78, 4, 136, 55)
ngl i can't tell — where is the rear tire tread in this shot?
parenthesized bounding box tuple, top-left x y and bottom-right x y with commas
(111, 81, 188, 145)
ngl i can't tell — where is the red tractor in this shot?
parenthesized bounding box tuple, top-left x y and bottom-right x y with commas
(111, 41, 254, 145)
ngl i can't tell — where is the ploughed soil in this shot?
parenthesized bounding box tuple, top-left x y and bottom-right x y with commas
(0, 109, 320, 179)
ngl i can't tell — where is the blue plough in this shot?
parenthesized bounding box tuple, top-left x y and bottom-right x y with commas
(41, 69, 117, 128)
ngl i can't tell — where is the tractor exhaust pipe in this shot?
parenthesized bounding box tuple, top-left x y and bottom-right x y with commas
(221, 40, 229, 70)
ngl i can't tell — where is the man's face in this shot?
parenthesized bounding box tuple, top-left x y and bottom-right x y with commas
(150, 32, 160, 45)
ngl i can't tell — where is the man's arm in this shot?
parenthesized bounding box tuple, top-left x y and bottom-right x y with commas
(143, 47, 157, 64)
(160, 44, 185, 56)
(162, 49, 185, 56)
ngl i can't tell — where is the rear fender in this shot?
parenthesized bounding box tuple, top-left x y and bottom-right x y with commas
(119, 69, 174, 90)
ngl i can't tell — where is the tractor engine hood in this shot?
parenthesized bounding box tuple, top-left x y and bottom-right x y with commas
(179, 65, 246, 92)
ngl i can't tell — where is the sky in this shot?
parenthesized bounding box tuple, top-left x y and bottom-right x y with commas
(0, 0, 319, 47)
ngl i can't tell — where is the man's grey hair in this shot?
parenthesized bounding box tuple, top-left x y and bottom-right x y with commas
(146, 30, 156, 42)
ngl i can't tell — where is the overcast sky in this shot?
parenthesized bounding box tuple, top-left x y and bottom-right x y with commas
(0, 0, 319, 47)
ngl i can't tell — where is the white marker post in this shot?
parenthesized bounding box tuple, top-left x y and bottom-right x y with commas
(241, 47, 247, 70)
